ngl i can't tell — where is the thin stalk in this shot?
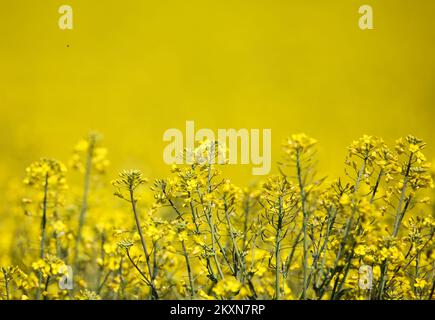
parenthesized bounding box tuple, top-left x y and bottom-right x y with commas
(2, 268, 9, 300)
(296, 150, 309, 299)
(275, 196, 283, 300)
(181, 239, 195, 298)
(378, 153, 413, 299)
(129, 187, 159, 299)
(118, 256, 125, 299)
(335, 159, 366, 265)
(370, 170, 383, 204)
(188, 203, 216, 282)
(197, 166, 225, 280)
(242, 196, 250, 264)
(223, 199, 243, 277)
(125, 249, 151, 285)
(75, 136, 96, 267)
(40, 173, 49, 260)
(43, 275, 50, 300)
(275, 229, 281, 300)
(414, 252, 420, 297)
(152, 240, 159, 280)
(312, 207, 337, 299)
(301, 214, 308, 299)
(332, 240, 357, 299)
(284, 228, 303, 276)
(320, 158, 366, 300)
(163, 188, 203, 295)
(393, 153, 413, 237)
(205, 208, 225, 279)
(96, 271, 112, 294)
(36, 173, 49, 300)
(95, 232, 106, 291)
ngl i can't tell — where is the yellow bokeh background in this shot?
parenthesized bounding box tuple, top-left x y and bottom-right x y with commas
(1, 0, 434, 193)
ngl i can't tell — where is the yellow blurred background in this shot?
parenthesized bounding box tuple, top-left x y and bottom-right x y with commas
(0, 0, 434, 193)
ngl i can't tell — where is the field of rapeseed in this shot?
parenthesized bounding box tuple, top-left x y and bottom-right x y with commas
(1, 1, 435, 305)
(0, 133, 433, 300)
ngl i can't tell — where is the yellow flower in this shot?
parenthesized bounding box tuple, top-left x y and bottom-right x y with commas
(282, 133, 317, 158)
(409, 144, 419, 153)
(414, 278, 427, 289)
(212, 277, 242, 297)
(339, 194, 351, 206)
(197, 290, 214, 300)
(23, 158, 67, 190)
(178, 231, 188, 242)
(103, 243, 117, 254)
(355, 245, 367, 256)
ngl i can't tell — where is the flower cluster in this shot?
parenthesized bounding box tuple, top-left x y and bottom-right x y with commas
(23, 158, 67, 190)
(0, 133, 434, 300)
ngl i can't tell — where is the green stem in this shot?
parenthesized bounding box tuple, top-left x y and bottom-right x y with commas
(207, 209, 225, 280)
(370, 170, 383, 204)
(296, 150, 309, 300)
(197, 167, 225, 280)
(95, 232, 106, 291)
(414, 252, 420, 296)
(181, 239, 195, 298)
(129, 188, 159, 299)
(275, 197, 283, 300)
(75, 135, 95, 267)
(43, 275, 50, 300)
(223, 198, 243, 279)
(36, 173, 49, 300)
(96, 271, 111, 295)
(378, 153, 413, 299)
(314, 208, 337, 299)
(2, 268, 9, 300)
